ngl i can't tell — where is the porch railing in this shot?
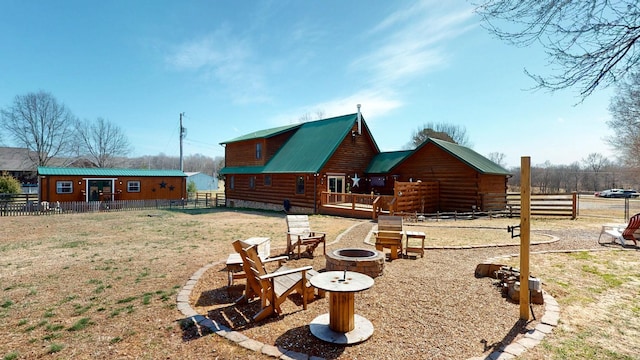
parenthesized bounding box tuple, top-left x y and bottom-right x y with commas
(321, 191, 395, 217)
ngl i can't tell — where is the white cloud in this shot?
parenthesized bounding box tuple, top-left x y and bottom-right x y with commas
(269, 89, 403, 127)
(268, 2, 477, 129)
(165, 28, 270, 104)
(352, 2, 476, 88)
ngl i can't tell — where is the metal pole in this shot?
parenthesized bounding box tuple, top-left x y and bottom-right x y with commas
(179, 112, 184, 172)
(520, 156, 531, 320)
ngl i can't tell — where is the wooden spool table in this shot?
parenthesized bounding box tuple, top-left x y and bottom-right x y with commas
(309, 271, 374, 344)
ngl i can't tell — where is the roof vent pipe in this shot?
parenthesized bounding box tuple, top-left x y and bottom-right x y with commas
(357, 104, 362, 135)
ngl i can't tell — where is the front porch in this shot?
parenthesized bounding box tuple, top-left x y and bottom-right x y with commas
(319, 181, 439, 219)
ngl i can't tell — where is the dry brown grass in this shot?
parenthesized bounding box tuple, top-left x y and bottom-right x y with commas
(0, 203, 639, 359)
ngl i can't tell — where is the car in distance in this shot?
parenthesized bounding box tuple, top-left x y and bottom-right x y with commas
(597, 189, 639, 198)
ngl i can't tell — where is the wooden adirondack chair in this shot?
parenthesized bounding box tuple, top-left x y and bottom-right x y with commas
(232, 239, 321, 322)
(598, 213, 640, 246)
(374, 215, 404, 260)
(286, 215, 326, 258)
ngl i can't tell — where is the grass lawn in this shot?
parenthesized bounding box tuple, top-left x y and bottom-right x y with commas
(0, 205, 639, 359)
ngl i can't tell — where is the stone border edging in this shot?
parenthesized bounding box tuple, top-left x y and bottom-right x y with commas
(176, 222, 560, 360)
(176, 260, 325, 360)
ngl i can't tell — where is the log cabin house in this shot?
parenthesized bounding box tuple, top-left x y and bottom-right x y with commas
(219, 110, 511, 217)
(38, 166, 187, 203)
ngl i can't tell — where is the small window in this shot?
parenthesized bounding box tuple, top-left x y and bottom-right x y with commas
(56, 181, 73, 194)
(296, 176, 304, 194)
(230, 176, 235, 190)
(256, 143, 262, 159)
(264, 175, 272, 186)
(249, 176, 256, 189)
(127, 181, 141, 192)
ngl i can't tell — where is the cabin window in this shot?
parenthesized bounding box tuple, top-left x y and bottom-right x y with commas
(296, 176, 305, 194)
(230, 176, 235, 190)
(56, 181, 73, 194)
(371, 176, 385, 187)
(127, 181, 141, 192)
(264, 175, 271, 186)
(256, 143, 262, 159)
(249, 176, 256, 189)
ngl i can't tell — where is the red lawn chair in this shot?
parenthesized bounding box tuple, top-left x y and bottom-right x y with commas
(599, 213, 640, 246)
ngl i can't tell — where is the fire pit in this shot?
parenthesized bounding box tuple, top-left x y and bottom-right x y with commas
(325, 248, 385, 278)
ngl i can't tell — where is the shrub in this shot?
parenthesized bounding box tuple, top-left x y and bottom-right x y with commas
(0, 173, 21, 194)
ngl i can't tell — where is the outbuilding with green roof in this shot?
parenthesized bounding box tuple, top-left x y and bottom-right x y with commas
(38, 166, 187, 203)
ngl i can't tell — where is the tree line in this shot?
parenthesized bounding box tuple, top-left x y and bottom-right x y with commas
(506, 153, 639, 193)
(0, 91, 222, 177)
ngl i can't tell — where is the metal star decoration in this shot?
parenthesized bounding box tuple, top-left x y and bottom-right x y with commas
(352, 173, 360, 187)
(159, 181, 167, 189)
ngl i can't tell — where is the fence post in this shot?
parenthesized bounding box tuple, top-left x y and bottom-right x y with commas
(625, 197, 630, 220)
(572, 192, 577, 219)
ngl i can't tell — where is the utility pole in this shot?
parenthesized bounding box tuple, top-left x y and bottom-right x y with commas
(179, 112, 185, 172)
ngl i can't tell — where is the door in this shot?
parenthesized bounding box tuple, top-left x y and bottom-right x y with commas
(88, 180, 113, 201)
(327, 175, 345, 203)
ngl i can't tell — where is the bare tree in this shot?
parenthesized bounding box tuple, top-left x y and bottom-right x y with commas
(74, 117, 132, 168)
(475, 0, 640, 99)
(487, 152, 507, 168)
(567, 162, 583, 192)
(409, 122, 472, 148)
(297, 109, 325, 123)
(582, 152, 610, 190)
(183, 153, 218, 174)
(608, 72, 640, 166)
(0, 91, 76, 166)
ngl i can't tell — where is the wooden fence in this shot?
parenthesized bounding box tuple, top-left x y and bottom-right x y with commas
(393, 181, 439, 214)
(481, 192, 577, 219)
(0, 192, 224, 216)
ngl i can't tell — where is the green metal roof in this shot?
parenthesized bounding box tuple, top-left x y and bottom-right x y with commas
(38, 166, 187, 177)
(218, 166, 264, 175)
(423, 138, 511, 175)
(220, 123, 302, 144)
(263, 114, 359, 173)
(366, 150, 413, 173)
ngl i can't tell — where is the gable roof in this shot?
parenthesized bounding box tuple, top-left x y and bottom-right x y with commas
(0, 147, 37, 171)
(38, 166, 187, 177)
(419, 138, 511, 175)
(220, 113, 379, 174)
(365, 138, 510, 176)
(264, 114, 360, 173)
(366, 150, 413, 173)
(220, 123, 302, 144)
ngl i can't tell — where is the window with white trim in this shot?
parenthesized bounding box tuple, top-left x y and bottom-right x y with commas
(56, 181, 73, 194)
(127, 181, 141, 192)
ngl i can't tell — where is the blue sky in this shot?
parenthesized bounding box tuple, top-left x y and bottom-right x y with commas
(0, 0, 616, 168)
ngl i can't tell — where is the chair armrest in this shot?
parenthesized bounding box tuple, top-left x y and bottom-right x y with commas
(288, 232, 324, 240)
(604, 229, 622, 237)
(260, 266, 313, 280)
(262, 255, 289, 264)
